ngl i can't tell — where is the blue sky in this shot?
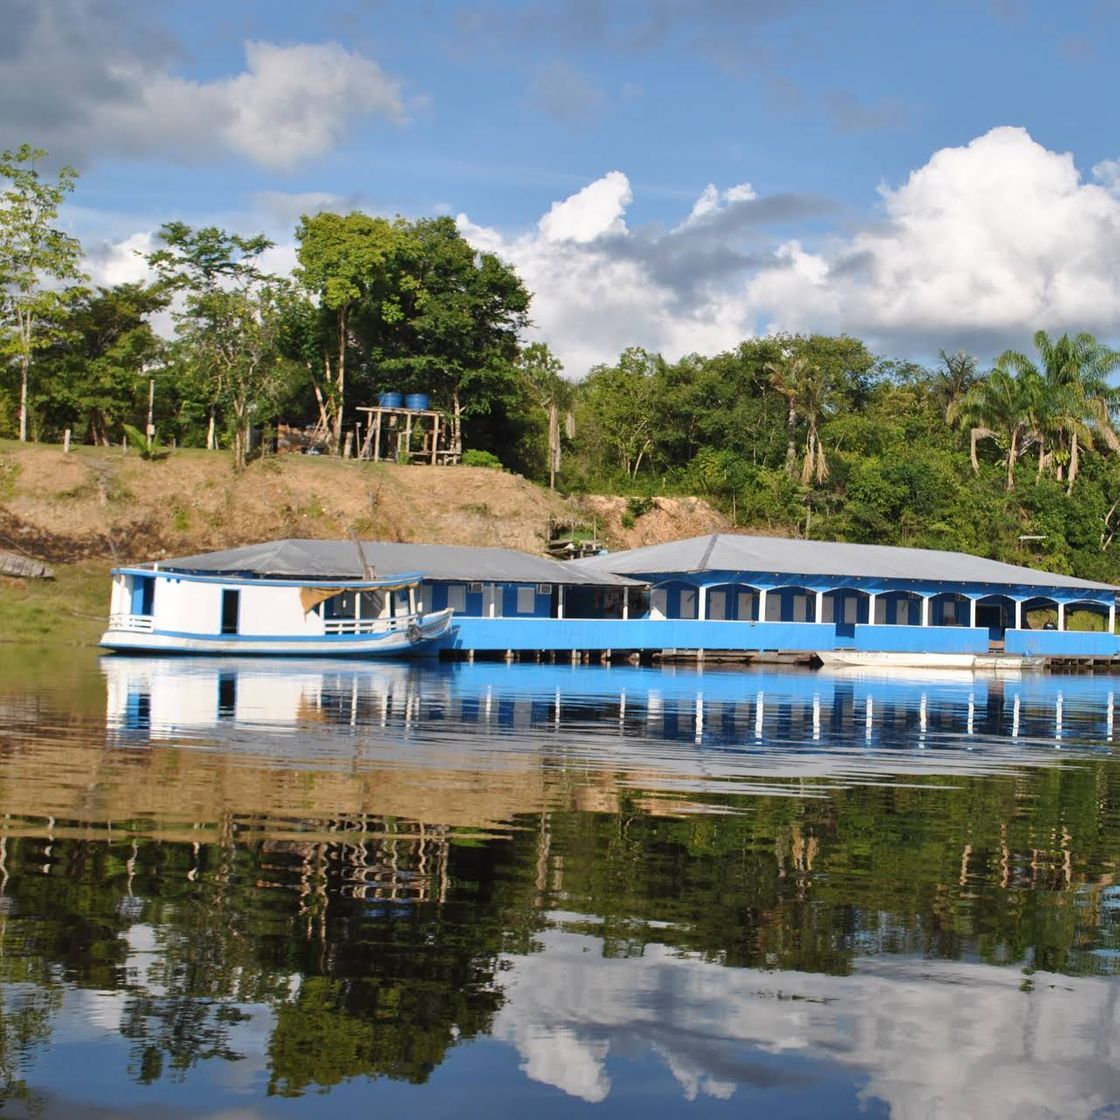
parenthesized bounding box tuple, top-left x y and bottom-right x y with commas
(4, 0, 1120, 374)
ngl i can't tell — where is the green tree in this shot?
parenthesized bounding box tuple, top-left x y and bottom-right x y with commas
(33, 282, 169, 444)
(371, 216, 531, 460)
(294, 211, 403, 454)
(996, 331, 1120, 494)
(148, 222, 289, 469)
(0, 144, 86, 441)
(519, 342, 573, 489)
(764, 351, 833, 485)
(948, 366, 1035, 491)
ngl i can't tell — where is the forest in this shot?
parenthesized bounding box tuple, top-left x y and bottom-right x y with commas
(4, 144, 1120, 583)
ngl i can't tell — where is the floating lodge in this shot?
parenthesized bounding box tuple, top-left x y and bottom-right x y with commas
(100, 533, 1120, 667)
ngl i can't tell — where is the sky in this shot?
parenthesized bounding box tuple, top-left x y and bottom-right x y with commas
(4, 0, 1120, 376)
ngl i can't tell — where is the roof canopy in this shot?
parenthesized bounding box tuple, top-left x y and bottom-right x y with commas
(573, 533, 1118, 593)
(152, 539, 637, 587)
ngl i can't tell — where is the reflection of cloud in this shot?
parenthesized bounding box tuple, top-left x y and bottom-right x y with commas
(493, 926, 1120, 1117)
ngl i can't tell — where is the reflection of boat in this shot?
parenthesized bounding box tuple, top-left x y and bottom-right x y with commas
(100, 565, 454, 658)
(817, 650, 1044, 672)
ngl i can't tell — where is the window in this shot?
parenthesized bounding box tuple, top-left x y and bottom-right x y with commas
(651, 588, 668, 618)
(220, 588, 240, 635)
(324, 591, 357, 620)
(360, 590, 386, 618)
(516, 586, 536, 614)
(446, 585, 467, 612)
(468, 582, 483, 593)
(537, 583, 553, 595)
(679, 589, 697, 619)
(844, 596, 858, 624)
(708, 590, 726, 620)
(943, 598, 958, 624)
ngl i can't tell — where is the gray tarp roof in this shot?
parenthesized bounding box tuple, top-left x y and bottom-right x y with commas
(151, 539, 637, 587)
(572, 533, 1118, 593)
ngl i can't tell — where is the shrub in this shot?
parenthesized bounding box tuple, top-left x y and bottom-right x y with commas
(463, 449, 503, 470)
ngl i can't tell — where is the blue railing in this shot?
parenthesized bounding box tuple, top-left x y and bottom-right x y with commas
(851, 625, 990, 654)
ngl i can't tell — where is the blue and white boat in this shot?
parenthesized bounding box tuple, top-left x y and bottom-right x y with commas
(101, 557, 454, 658)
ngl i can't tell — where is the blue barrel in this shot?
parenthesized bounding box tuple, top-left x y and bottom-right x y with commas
(379, 391, 403, 408)
(405, 393, 430, 411)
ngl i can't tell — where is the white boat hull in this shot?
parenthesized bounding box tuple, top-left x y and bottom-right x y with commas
(817, 650, 1043, 672)
(100, 609, 455, 658)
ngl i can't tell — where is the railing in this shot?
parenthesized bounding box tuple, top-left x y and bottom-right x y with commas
(322, 615, 411, 636)
(109, 613, 154, 633)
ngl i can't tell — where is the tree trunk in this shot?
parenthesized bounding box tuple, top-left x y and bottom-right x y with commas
(547, 403, 560, 490)
(451, 388, 463, 458)
(1006, 429, 1018, 491)
(800, 427, 815, 487)
(332, 308, 348, 455)
(206, 409, 216, 451)
(1067, 432, 1080, 496)
(18, 354, 29, 442)
(785, 403, 797, 476)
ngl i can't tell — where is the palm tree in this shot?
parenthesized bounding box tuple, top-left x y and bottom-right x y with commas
(764, 353, 833, 485)
(520, 342, 574, 490)
(937, 349, 978, 419)
(948, 367, 1034, 491)
(996, 331, 1120, 494)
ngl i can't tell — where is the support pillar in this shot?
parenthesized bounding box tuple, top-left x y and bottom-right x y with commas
(1057, 602, 1066, 631)
(969, 598, 977, 628)
(868, 592, 878, 626)
(557, 586, 565, 619)
(758, 588, 768, 623)
(1015, 599, 1023, 630)
(698, 585, 707, 621)
(1110, 602, 1116, 635)
(921, 596, 930, 627)
(814, 589, 824, 625)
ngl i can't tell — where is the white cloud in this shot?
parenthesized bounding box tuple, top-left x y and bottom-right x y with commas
(747, 126, 1120, 351)
(538, 171, 632, 243)
(0, 3, 405, 172)
(98, 41, 403, 173)
(458, 128, 1120, 375)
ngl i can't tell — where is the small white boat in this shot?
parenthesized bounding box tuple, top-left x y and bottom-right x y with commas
(817, 650, 1043, 673)
(100, 565, 455, 658)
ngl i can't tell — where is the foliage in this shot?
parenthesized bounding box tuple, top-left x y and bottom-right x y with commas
(0, 144, 87, 442)
(462, 448, 502, 469)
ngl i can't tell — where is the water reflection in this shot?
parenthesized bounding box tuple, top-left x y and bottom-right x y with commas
(0, 655, 1117, 1117)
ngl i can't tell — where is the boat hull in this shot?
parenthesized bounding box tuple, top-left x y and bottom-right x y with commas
(817, 650, 1044, 672)
(99, 609, 455, 658)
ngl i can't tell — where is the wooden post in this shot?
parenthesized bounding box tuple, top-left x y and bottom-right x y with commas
(343, 431, 353, 459)
(404, 412, 413, 461)
(373, 408, 382, 462)
(431, 413, 439, 464)
(63, 429, 71, 454)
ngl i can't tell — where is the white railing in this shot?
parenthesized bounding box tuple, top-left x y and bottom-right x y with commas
(322, 616, 410, 636)
(109, 613, 154, 633)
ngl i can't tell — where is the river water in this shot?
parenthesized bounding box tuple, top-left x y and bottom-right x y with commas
(0, 651, 1119, 1118)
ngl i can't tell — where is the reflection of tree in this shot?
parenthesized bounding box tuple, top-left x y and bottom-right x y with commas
(0, 756, 1118, 1097)
(0, 985, 58, 1113)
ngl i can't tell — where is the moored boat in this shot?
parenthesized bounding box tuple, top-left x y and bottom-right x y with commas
(99, 565, 454, 657)
(816, 650, 1044, 672)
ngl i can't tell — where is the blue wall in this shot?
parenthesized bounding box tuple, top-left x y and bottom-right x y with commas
(851, 625, 990, 654)
(1005, 630, 1120, 657)
(424, 580, 552, 619)
(445, 618, 838, 653)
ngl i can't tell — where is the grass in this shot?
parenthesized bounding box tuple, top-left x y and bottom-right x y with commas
(0, 562, 108, 646)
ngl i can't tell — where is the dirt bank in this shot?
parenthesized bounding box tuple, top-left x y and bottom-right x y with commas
(0, 441, 729, 644)
(0, 437, 727, 577)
